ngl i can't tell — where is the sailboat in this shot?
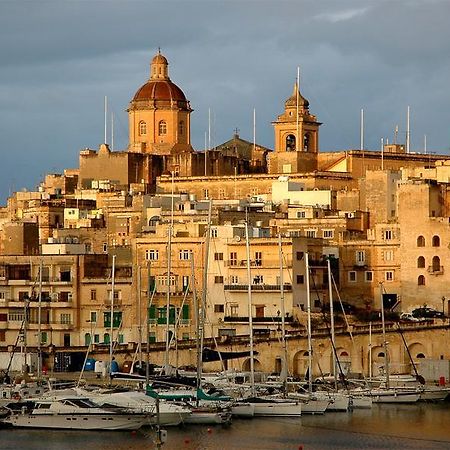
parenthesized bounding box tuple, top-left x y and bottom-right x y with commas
(235, 223, 302, 417)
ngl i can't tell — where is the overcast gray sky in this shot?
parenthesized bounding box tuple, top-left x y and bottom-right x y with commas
(1, 0, 449, 202)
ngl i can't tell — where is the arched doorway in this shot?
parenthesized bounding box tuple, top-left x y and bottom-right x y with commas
(293, 350, 310, 379)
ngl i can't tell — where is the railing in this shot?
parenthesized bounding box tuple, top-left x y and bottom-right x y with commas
(103, 298, 122, 307)
(428, 265, 444, 275)
(223, 283, 292, 292)
(224, 315, 294, 323)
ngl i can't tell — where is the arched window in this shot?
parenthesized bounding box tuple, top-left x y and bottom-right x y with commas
(432, 235, 440, 247)
(416, 353, 426, 359)
(286, 134, 296, 152)
(377, 352, 385, 358)
(159, 120, 167, 135)
(432, 256, 441, 272)
(418, 275, 425, 286)
(139, 121, 147, 136)
(179, 120, 184, 136)
(417, 256, 425, 268)
(303, 133, 310, 151)
(417, 236, 425, 247)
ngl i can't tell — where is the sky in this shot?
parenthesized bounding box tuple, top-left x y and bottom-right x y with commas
(1, 0, 450, 203)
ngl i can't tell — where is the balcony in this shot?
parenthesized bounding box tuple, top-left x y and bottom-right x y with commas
(224, 315, 294, 323)
(223, 283, 292, 292)
(103, 298, 122, 307)
(428, 265, 444, 275)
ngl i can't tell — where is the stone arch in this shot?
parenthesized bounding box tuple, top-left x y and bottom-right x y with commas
(370, 345, 390, 377)
(417, 235, 425, 247)
(285, 134, 296, 152)
(293, 349, 309, 378)
(418, 275, 425, 286)
(332, 347, 352, 376)
(417, 256, 425, 268)
(242, 357, 262, 373)
(408, 342, 427, 360)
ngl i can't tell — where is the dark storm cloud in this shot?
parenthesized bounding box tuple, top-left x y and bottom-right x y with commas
(0, 0, 449, 201)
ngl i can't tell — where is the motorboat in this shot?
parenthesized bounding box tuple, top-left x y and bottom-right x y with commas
(1, 395, 150, 430)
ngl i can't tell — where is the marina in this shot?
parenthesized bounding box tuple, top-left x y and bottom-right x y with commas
(1, 402, 450, 449)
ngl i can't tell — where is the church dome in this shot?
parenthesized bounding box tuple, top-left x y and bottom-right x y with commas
(133, 80, 187, 102)
(285, 82, 309, 109)
(130, 50, 190, 107)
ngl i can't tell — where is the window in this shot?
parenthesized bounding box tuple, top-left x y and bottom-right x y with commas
(254, 252, 262, 266)
(90, 289, 97, 301)
(296, 274, 304, 284)
(348, 271, 357, 282)
(210, 228, 218, 238)
(102, 243, 108, 253)
(104, 311, 122, 328)
(418, 275, 425, 286)
(203, 189, 209, 200)
(90, 311, 97, 323)
(432, 235, 440, 247)
(432, 256, 441, 272)
(296, 252, 304, 261)
(139, 121, 147, 135)
(148, 332, 156, 343)
(214, 304, 224, 313)
(384, 230, 393, 240)
(59, 291, 72, 302)
(214, 276, 224, 284)
(297, 211, 306, 218)
(229, 252, 237, 266)
(365, 271, 373, 282)
(0, 292, 5, 300)
(385, 271, 394, 282)
(230, 304, 239, 317)
(158, 120, 167, 135)
(60, 313, 72, 325)
(417, 236, 425, 247)
(230, 275, 239, 285)
(146, 249, 159, 261)
(182, 276, 190, 292)
(417, 256, 425, 268)
(179, 120, 184, 136)
(323, 230, 334, 239)
(214, 252, 224, 261)
(356, 251, 365, 264)
(382, 250, 394, 261)
(306, 230, 317, 238)
(179, 249, 191, 260)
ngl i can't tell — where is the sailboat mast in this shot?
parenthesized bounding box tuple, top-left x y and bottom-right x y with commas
(278, 234, 288, 389)
(245, 219, 255, 393)
(305, 252, 313, 393)
(164, 173, 175, 373)
(380, 282, 390, 389)
(109, 254, 116, 378)
(37, 259, 43, 378)
(327, 258, 337, 390)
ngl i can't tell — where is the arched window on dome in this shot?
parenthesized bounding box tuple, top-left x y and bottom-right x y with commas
(179, 121, 184, 136)
(417, 236, 425, 247)
(418, 275, 425, 286)
(417, 256, 425, 268)
(159, 121, 167, 136)
(286, 134, 296, 152)
(139, 121, 147, 136)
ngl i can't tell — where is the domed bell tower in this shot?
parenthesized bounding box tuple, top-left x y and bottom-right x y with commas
(269, 81, 321, 174)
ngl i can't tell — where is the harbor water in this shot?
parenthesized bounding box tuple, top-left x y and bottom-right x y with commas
(1, 402, 450, 449)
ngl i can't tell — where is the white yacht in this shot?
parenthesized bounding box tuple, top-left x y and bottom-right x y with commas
(2, 396, 150, 430)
